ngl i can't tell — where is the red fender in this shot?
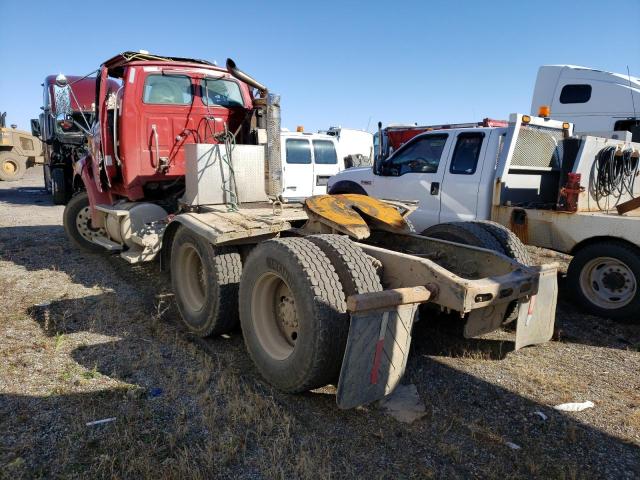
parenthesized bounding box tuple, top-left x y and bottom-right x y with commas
(76, 155, 113, 228)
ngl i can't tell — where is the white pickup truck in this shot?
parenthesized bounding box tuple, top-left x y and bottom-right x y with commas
(328, 113, 640, 320)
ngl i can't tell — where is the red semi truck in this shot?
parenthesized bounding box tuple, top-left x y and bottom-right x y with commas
(61, 51, 558, 408)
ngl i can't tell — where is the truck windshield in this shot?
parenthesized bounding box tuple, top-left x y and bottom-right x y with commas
(201, 78, 244, 108)
(312, 140, 337, 164)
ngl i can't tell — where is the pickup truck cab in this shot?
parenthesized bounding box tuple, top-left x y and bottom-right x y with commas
(329, 125, 504, 233)
(329, 114, 640, 320)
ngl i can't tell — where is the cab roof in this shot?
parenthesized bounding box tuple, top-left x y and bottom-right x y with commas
(103, 51, 224, 78)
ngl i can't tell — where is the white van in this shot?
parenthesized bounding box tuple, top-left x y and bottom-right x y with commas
(321, 127, 374, 167)
(280, 132, 341, 201)
(531, 65, 640, 137)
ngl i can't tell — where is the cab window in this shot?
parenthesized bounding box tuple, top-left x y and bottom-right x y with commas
(559, 84, 592, 104)
(286, 139, 312, 164)
(312, 140, 337, 164)
(201, 78, 244, 107)
(450, 133, 484, 175)
(143, 75, 192, 105)
(387, 134, 447, 175)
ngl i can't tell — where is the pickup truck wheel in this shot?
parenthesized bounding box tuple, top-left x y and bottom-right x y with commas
(0, 152, 26, 181)
(63, 192, 107, 253)
(473, 221, 531, 264)
(474, 221, 532, 323)
(171, 226, 241, 337)
(51, 167, 68, 205)
(239, 238, 347, 392)
(421, 222, 506, 255)
(567, 241, 640, 321)
(328, 180, 367, 196)
(422, 222, 519, 323)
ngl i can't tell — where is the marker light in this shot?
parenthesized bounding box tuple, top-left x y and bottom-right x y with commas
(538, 105, 551, 118)
(522, 115, 531, 123)
(562, 122, 570, 130)
(296, 125, 304, 132)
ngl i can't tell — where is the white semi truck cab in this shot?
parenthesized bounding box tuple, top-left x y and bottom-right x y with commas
(328, 113, 640, 319)
(531, 65, 640, 138)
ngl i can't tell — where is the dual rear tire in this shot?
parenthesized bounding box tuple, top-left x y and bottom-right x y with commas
(170, 231, 382, 392)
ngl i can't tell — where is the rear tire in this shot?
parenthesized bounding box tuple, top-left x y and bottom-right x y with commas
(171, 226, 242, 336)
(239, 238, 347, 392)
(306, 234, 383, 296)
(473, 220, 531, 264)
(51, 167, 68, 205)
(0, 152, 26, 181)
(421, 222, 506, 255)
(474, 221, 531, 323)
(567, 241, 640, 321)
(63, 192, 106, 253)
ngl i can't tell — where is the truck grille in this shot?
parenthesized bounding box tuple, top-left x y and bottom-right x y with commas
(511, 124, 564, 169)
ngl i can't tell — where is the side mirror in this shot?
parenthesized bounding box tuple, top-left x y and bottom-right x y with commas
(30, 119, 41, 137)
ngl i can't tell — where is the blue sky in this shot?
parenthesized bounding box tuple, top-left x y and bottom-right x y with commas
(1, 0, 639, 132)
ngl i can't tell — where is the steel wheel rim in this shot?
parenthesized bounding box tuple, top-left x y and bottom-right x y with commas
(176, 244, 207, 313)
(251, 272, 298, 360)
(2, 159, 17, 175)
(75, 206, 106, 243)
(579, 256, 637, 309)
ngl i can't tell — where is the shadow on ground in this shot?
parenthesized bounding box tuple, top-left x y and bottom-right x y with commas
(2, 288, 636, 478)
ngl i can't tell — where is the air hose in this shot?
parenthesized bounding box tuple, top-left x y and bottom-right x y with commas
(592, 146, 639, 210)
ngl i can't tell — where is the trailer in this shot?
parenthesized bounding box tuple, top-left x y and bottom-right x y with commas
(62, 52, 558, 408)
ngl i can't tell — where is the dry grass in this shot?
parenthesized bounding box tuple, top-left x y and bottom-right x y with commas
(1, 170, 639, 479)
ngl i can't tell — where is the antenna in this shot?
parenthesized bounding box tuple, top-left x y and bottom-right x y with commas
(365, 116, 372, 132)
(627, 66, 637, 121)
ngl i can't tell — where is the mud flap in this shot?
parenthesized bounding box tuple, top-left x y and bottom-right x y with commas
(336, 303, 418, 409)
(464, 304, 508, 338)
(515, 266, 558, 350)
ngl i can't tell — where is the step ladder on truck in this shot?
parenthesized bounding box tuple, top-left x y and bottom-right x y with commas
(62, 51, 559, 408)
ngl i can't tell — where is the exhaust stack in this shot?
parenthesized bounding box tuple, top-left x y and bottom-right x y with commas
(226, 58, 268, 97)
(226, 58, 282, 198)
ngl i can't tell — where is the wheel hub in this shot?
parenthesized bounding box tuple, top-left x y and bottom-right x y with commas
(2, 160, 17, 175)
(276, 288, 298, 345)
(251, 272, 299, 360)
(75, 206, 106, 242)
(580, 256, 636, 308)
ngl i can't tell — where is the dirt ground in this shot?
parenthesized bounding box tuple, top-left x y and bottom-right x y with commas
(1, 167, 639, 479)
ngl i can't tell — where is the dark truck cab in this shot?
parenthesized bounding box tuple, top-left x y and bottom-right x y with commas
(33, 74, 118, 204)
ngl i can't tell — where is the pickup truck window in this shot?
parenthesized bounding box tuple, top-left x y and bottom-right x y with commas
(387, 134, 447, 175)
(450, 132, 484, 175)
(143, 74, 192, 105)
(312, 140, 337, 164)
(285, 139, 312, 164)
(201, 78, 244, 108)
